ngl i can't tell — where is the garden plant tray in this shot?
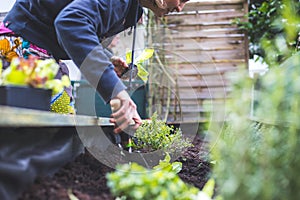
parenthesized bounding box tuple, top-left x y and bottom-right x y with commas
(0, 86, 52, 111)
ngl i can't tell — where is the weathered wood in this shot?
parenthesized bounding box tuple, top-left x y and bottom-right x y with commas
(187, 0, 245, 5)
(172, 65, 239, 75)
(155, 37, 246, 50)
(179, 4, 244, 12)
(150, 0, 248, 123)
(167, 10, 245, 24)
(0, 106, 114, 127)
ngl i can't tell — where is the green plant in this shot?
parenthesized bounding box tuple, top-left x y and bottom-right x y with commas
(132, 113, 193, 153)
(107, 154, 218, 200)
(234, 0, 300, 65)
(211, 52, 300, 200)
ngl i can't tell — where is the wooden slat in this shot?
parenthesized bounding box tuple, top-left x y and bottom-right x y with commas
(169, 26, 244, 35)
(168, 32, 245, 40)
(172, 64, 239, 75)
(162, 105, 209, 113)
(0, 106, 114, 127)
(163, 50, 245, 63)
(154, 37, 246, 50)
(167, 10, 245, 24)
(160, 91, 228, 99)
(165, 113, 207, 123)
(172, 80, 229, 87)
(179, 4, 244, 12)
(186, 0, 245, 6)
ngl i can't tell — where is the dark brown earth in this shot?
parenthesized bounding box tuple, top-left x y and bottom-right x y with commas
(19, 134, 211, 200)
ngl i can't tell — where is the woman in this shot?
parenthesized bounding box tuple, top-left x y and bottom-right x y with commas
(2, 0, 189, 132)
(0, 0, 189, 199)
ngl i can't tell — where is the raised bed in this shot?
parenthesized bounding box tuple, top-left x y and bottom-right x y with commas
(19, 134, 211, 200)
(0, 106, 211, 199)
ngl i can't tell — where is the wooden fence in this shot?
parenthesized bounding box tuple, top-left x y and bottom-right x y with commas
(148, 0, 249, 123)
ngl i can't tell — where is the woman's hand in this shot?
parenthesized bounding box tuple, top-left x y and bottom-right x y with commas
(111, 56, 128, 78)
(109, 90, 142, 134)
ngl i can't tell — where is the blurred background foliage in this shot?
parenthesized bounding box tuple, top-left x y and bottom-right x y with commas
(210, 1, 300, 199)
(234, 0, 300, 66)
(211, 51, 300, 200)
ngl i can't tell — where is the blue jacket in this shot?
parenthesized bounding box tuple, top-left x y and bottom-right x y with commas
(4, 0, 143, 102)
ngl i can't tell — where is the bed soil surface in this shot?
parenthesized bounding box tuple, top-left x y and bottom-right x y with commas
(19, 133, 211, 200)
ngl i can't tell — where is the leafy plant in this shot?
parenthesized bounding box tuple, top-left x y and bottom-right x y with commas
(132, 112, 193, 154)
(107, 154, 218, 200)
(234, 0, 300, 65)
(0, 56, 70, 95)
(211, 52, 300, 200)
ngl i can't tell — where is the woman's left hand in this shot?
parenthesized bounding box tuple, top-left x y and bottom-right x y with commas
(111, 56, 128, 78)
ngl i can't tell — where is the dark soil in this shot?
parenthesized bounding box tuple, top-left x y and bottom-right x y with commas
(19, 134, 211, 200)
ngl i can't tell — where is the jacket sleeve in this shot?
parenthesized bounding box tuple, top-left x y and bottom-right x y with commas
(54, 0, 128, 103)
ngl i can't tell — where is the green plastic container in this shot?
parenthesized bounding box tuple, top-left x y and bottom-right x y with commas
(74, 80, 147, 119)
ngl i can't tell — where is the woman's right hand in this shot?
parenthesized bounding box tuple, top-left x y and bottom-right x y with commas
(109, 90, 142, 134)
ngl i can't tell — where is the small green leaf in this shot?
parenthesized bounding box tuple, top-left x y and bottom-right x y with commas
(136, 64, 149, 83)
(135, 49, 154, 64)
(202, 179, 215, 198)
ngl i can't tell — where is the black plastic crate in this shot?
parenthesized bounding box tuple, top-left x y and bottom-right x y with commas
(0, 86, 52, 111)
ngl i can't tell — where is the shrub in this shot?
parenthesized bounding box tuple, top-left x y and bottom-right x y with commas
(211, 52, 300, 200)
(234, 0, 300, 65)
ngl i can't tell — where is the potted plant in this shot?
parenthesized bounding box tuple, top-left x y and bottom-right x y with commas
(0, 56, 70, 111)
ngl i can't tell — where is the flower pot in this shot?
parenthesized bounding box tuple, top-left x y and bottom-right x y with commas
(0, 86, 52, 111)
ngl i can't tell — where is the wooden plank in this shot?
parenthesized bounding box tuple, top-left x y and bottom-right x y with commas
(157, 88, 230, 98)
(167, 11, 245, 20)
(166, 12, 246, 27)
(158, 98, 202, 104)
(160, 91, 228, 99)
(168, 26, 243, 34)
(164, 31, 245, 39)
(174, 62, 241, 68)
(165, 59, 246, 65)
(176, 87, 231, 94)
(166, 23, 237, 30)
(164, 113, 208, 123)
(150, 79, 229, 89)
(161, 105, 209, 113)
(152, 58, 245, 66)
(166, 19, 241, 26)
(166, 43, 245, 51)
(172, 79, 230, 87)
(154, 37, 246, 49)
(162, 48, 245, 56)
(181, 4, 244, 12)
(172, 64, 239, 75)
(167, 31, 245, 40)
(0, 106, 114, 127)
(186, 0, 246, 6)
(163, 50, 246, 63)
